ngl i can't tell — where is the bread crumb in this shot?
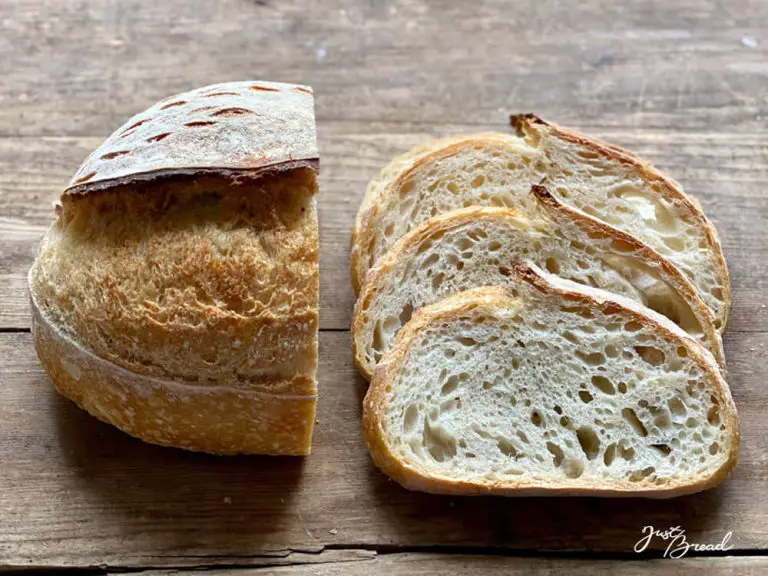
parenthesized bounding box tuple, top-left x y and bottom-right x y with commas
(329, 528, 338, 535)
(223, 496, 232, 504)
(280, 497, 285, 504)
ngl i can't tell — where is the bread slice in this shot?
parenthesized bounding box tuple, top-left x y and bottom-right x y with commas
(29, 81, 319, 455)
(363, 263, 739, 497)
(352, 186, 724, 380)
(349, 120, 730, 331)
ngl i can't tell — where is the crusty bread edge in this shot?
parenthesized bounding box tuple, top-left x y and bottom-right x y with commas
(349, 134, 517, 295)
(352, 205, 521, 380)
(531, 184, 725, 369)
(363, 264, 739, 498)
(512, 114, 731, 330)
(352, 190, 724, 381)
(29, 278, 317, 456)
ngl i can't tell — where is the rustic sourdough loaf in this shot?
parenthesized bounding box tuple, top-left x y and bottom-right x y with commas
(349, 118, 730, 330)
(363, 263, 739, 497)
(352, 185, 724, 380)
(29, 81, 320, 455)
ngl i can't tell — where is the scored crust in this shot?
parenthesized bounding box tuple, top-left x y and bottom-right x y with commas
(363, 263, 739, 498)
(65, 81, 318, 197)
(352, 185, 724, 381)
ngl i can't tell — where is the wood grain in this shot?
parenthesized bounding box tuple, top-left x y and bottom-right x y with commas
(146, 555, 768, 576)
(0, 0, 767, 571)
(1, 329, 766, 568)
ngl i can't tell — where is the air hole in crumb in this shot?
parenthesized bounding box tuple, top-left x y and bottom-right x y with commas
(482, 381, 494, 390)
(706, 406, 720, 426)
(441, 375, 460, 396)
(622, 408, 647, 437)
(563, 459, 584, 478)
(544, 257, 560, 274)
(398, 303, 414, 326)
(709, 442, 719, 455)
(591, 375, 615, 395)
(488, 240, 502, 251)
(635, 346, 666, 367)
(403, 405, 419, 433)
(383, 223, 395, 237)
(577, 427, 600, 460)
(546, 442, 564, 467)
(578, 390, 593, 404)
(629, 466, 655, 482)
(617, 382, 627, 394)
(531, 410, 543, 427)
(497, 438, 517, 457)
(619, 440, 636, 461)
(554, 405, 563, 415)
(668, 397, 686, 416)
(603, 443, 616, 466)
(651, 444, 672, 456)
(184, 121, 217, 127)
(625, 320, 643, 331)
(605, 344, 619, 358)
(577, 351, 606, 366)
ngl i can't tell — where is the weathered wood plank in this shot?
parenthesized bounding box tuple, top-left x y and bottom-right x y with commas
(0, 330, 765, 568)
(1, 128, 767, 330)
(143, 555, 768, 576)
(0, 0, 766, 136)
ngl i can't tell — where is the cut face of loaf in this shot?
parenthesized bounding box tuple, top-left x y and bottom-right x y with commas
(364, 263, 739, 497)
(29, 81, 320, 455)
(350, 119, 730, 331)
(352, 188, 724, 380)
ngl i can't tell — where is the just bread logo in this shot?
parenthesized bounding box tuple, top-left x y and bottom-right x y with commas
(634, 525, 734, 558)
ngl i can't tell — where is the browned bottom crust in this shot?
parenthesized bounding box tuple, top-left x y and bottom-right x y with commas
(31, 297, 316, 456)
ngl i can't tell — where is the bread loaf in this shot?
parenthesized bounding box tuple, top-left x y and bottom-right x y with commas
(349, 120, 730, 330)
(29, 81, 320, 455)
(352, 185, 724, 380)
(363, 263, 739, 497)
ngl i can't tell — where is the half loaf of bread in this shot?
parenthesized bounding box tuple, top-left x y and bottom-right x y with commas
(350, 119, 730, 330)
(352, 185, 724, 380)
(29, 81, 319, 455)
(363, 263, 738, 497)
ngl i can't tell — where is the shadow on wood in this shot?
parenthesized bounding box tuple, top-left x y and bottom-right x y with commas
(52, 390, 309, 553)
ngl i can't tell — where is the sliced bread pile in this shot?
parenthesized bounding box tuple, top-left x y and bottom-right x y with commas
(349, 116, 738, 497)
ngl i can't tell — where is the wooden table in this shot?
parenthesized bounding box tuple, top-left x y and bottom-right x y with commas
(1, 0, 767, 573)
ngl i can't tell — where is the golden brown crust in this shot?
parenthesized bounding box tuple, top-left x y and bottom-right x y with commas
(352, 190, 724, 381)
(363, 266, 739, 498)
(513, 114, 731, 329)
(31, 294, 316, 455)
(530, 185, 725, 369)
(29, 81, 320, 455)
(351, 122, 730, 331)
(349, 134, 512, 295)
